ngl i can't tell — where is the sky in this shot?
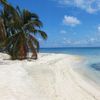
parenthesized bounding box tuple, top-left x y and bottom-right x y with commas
(7, 0, 100, 47)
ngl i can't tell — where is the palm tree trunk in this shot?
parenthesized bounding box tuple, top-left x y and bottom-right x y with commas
(28, 40, 37, 59)
(18, 43, 27, 60)
(0, 17, 6, 44)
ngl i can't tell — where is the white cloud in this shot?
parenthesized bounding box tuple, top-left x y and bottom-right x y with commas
(54, 0, 100, 14)
(87, 6, 97, 14)
(60, 30, 67, 34)
(98, 25, 100, 32)
(89, 38, 96, 43)
(63, 15, 80, 26)
(57, 0, 72, 5)
(62, 37, 99, 45)
(62, 38, 72, 44)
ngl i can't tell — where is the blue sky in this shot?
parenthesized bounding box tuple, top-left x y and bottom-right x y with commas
(8, 0, 100, 47)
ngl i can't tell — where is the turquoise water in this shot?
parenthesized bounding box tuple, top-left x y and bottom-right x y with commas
(40, 47, 100, 84)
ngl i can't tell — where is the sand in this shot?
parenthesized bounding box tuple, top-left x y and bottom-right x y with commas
(0, 53, 100, 100)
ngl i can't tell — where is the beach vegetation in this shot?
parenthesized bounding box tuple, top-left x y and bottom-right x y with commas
(0, 0, 47, 60)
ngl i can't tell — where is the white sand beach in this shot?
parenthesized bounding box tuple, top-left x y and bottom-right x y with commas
(0, 53, 100, 100)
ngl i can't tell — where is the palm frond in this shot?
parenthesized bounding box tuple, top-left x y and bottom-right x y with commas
(37, 30, 47, 40)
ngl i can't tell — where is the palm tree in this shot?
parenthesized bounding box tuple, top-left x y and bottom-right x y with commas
(0, 0, 47, 60)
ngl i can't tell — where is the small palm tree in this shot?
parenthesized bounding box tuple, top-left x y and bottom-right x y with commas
(0, 0, 47, 60)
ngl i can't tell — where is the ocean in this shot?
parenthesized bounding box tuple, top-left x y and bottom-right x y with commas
(40, 47, 100, 56)
(40, 47, 100, 85)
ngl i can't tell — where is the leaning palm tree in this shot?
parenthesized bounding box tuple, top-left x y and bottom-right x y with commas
(0, 0, 47, 60)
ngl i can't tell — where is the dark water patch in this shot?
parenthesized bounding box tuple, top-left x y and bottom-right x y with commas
(90, 63, 100, 71)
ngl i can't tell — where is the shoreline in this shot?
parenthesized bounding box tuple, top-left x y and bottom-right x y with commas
(0, 53, 100, 100)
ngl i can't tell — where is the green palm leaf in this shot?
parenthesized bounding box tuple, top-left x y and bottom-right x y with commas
(37, 30, 47, 40)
